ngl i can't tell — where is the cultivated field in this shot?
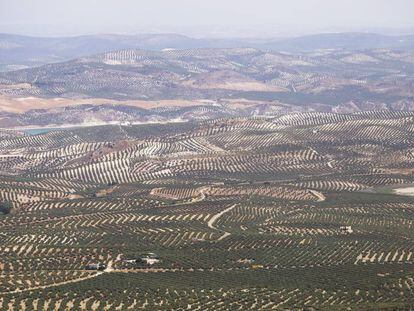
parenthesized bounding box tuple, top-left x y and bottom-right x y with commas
(0, 111, 414, 310)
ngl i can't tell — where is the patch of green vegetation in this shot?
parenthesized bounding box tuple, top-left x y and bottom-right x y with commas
(324, 191, 414, 205)
(0, 201, 12, 215)
(230, 85, 403, 106)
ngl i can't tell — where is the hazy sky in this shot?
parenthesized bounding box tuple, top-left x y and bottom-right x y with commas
(1, 0, 414, 37)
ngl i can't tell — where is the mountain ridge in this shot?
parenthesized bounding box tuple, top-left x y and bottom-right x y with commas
(2, 32, 414, 71)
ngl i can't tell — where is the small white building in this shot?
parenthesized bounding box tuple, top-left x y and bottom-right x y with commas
(340, 226, 353, 234)
(142, 257, 160, 265)
(139, 253, 161, 265)
(85, 263, 106, 271)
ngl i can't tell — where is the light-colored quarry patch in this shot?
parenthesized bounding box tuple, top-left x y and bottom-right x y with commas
(394, 187, 414, 196)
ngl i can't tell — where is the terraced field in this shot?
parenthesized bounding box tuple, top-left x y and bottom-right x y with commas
(1, 111, 414, 310)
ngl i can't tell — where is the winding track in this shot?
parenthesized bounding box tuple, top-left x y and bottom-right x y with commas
(207, 204, 237, 241)
(0, 271, 104, 295)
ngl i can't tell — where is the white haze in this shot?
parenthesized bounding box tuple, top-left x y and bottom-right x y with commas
(1, 0, 414, 37)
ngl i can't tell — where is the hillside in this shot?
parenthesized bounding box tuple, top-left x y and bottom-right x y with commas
(0, 47, 414, 127)
(0, 112, 414, 309)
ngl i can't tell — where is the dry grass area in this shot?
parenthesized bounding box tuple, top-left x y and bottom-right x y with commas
(0, 96, 217, 114)
(381, 168, 414, 176)
(183, 80, 286, 92)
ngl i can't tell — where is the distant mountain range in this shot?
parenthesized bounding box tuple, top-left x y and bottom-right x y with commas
(1, 32, 414, 71)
